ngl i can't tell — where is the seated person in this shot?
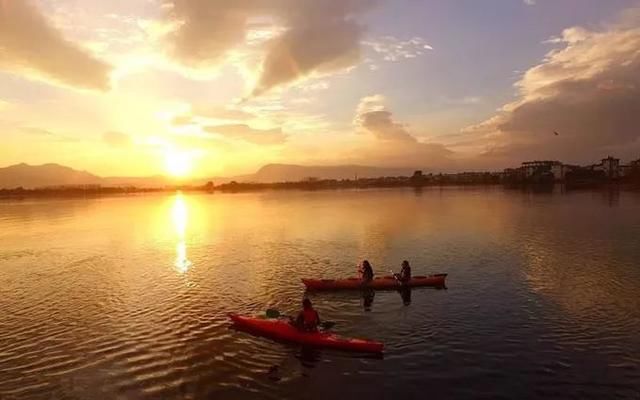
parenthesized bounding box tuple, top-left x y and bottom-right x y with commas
(359, 260, 374, 282)
(295, 298, 321, 332)
(395, 260, 412, 284)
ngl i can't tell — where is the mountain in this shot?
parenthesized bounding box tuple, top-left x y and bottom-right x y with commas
(0, 163, 102, 189)
(0, 162, 420, 189)
(241, 164, 417, 183)
(102, 176, 173, 188)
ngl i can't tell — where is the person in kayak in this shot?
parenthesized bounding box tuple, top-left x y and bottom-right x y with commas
(395, 260, 412, 284)
(359, 260, 374, 283)
(294, 298, 321, 332)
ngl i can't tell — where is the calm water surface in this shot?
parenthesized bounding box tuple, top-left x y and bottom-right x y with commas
(1, 187, 639, 399)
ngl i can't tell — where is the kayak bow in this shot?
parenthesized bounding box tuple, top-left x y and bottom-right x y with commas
(229, 313, 384, 354)
(302, 273, 447, 290)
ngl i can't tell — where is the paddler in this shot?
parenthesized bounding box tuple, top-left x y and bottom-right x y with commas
(294, 298, 321, 332)
(359, 260, 374, 283)
(395, 260, 412, 284)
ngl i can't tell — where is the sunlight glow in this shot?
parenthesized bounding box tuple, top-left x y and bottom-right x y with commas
(175, 241, 191, 274)
(165, 148, 193, 177)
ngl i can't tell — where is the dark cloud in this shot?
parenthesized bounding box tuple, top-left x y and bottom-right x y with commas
(162, 0, 375, 95)
(0, 0, 112, 90)
(353, 95, 454, 168)
(357, 110, 417, 143)
(204, 124, 287, 145)
(462, 18, 640, 165)
(162, 0, 249, 67)
(252, 15, 362, 96)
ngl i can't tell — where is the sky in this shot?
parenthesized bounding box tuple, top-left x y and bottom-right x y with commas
(1, 0, 640, 178)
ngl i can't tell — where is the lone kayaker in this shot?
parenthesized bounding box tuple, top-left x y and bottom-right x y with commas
(395, 260, 412, 284)
(294, 298, 321, 332)
(359, 260, 374, 283)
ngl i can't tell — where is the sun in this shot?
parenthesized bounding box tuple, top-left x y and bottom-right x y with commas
(164, 148, 193, 178)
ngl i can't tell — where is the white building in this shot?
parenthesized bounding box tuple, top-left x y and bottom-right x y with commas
(603, 156, 620, 178)
(521, 161, 559, 177)
(550, 163, 574, 181)
(592, 156, 620, 179)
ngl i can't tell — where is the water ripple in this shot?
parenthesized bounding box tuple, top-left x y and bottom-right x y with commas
(1, 190, 639, 399)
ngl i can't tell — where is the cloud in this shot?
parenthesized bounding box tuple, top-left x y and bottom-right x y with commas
(523, 0, 536, 6)
(362, 36, 433, 62)
(170, 105, 257, 129)
(162, 1, 249, 67)
(103, 131, 132, 148)
(355, 95, 416, 143)
(191, 105, 256, 121)
(461, 14, 640, 165)
(353, 95, 454, 168)
(455, 96, 482, 105)
(0, 0, 112, 90)
(204, 124, 287, 145)
(161, 0, 375, 95)
(171, 115, 194, 126)
(18, 126, 79, 142)
(20, 127, 55, 136)
(252, 13, 363, 96)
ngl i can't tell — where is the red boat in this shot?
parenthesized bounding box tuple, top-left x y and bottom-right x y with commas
(229, 314, 384, 354)
(302, 273, 447, 290)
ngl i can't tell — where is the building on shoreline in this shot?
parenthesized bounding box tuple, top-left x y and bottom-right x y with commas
(2, 156, 639, 198)
(503, 160, 566, 183)
(503, 156, 640, 184)
(591, 156, 620, 179)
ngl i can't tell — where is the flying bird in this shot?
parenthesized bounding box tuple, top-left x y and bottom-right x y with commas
(553, 131, 560, 136)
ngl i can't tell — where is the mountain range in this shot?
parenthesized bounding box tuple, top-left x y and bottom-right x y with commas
(0, 163, 418, 189)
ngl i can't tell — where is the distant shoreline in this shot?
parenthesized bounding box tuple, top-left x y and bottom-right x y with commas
(1, 176, 639, 199)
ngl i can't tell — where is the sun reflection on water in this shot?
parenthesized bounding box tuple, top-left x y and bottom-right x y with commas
(171, 193, 192, 273)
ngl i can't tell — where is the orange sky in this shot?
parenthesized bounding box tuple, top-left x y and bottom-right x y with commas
(1, 1, 640, 178)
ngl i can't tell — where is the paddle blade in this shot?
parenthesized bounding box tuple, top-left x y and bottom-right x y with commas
(266, 308, 281, 319)
(320, 321, 336, 330)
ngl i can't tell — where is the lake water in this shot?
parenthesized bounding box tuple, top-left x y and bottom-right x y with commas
(1, 187, 639, 399)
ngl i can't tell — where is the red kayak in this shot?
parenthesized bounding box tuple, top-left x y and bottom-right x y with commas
(302, 274, 447, 290)
(229, 314, 384, 354)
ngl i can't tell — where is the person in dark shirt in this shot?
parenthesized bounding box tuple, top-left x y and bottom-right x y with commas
(396, 260, 412, 284)
(359, 260, 374, 282)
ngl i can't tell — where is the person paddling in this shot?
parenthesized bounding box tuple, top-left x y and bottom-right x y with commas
(294, 298, 321, 332)
(395, 260, 412, 284)
(359, 260, 374, 283)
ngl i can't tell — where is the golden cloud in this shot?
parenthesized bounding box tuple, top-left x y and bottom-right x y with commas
(0, 0, 112, 90)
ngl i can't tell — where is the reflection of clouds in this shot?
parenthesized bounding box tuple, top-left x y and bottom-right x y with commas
(518, 211, 640, 344)
(171, 193, 191, 273)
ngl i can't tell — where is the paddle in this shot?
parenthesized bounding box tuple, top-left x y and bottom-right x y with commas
(390, 269, 414, 288)
(266, 308, 336, 330)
